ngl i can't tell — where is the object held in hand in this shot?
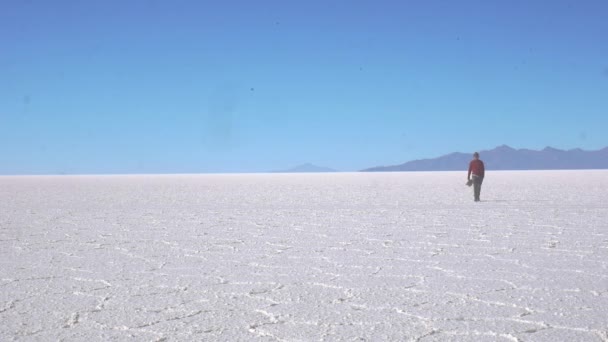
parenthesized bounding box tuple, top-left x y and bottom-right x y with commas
(466, 179, 473, 187)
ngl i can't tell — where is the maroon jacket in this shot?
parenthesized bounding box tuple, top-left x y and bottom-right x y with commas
(468, 159, 485, 178)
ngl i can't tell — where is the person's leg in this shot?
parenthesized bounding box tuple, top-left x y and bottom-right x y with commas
(475, 177, 484, 201)
(472, 176, 480, 201)
(473, 176, 483, 201)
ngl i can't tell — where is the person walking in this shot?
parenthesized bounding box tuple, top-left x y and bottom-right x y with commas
(467, 152, 485, 202)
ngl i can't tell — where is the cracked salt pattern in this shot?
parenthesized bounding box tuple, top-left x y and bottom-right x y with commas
(1, 171, 607, 341)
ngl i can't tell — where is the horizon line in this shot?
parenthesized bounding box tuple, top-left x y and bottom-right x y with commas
(3, 169, 608, 177)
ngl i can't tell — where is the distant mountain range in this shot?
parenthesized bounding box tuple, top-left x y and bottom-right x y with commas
(362, 145, 608, 172)
(273, 163, 337, 173)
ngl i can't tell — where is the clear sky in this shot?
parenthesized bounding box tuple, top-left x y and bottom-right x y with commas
(1, 0, 607, 174)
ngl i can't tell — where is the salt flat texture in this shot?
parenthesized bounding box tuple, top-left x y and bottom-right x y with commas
(1, 171, 607, 341)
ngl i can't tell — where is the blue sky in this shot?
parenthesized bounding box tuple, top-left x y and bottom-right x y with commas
(1, 0, 607, 174)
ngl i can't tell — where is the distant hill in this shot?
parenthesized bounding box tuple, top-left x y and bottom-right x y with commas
(273, 163, 337, 173)
(362, 145, 608, 172)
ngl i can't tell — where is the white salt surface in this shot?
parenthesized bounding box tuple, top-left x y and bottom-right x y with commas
(1, 171, 607, 341)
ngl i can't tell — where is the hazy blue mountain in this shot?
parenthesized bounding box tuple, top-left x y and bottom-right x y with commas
(362, 145, 608, 172)
(273, 163, 337, 173)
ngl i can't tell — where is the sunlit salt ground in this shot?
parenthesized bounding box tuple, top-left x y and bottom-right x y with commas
(1, 171, 607, 341)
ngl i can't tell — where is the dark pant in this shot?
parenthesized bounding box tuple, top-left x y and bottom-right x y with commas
(472, 175, 483, 201)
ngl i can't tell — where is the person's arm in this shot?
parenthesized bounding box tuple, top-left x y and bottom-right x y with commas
(480, 161, 485, 178)
(467, 162, 472, 180)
